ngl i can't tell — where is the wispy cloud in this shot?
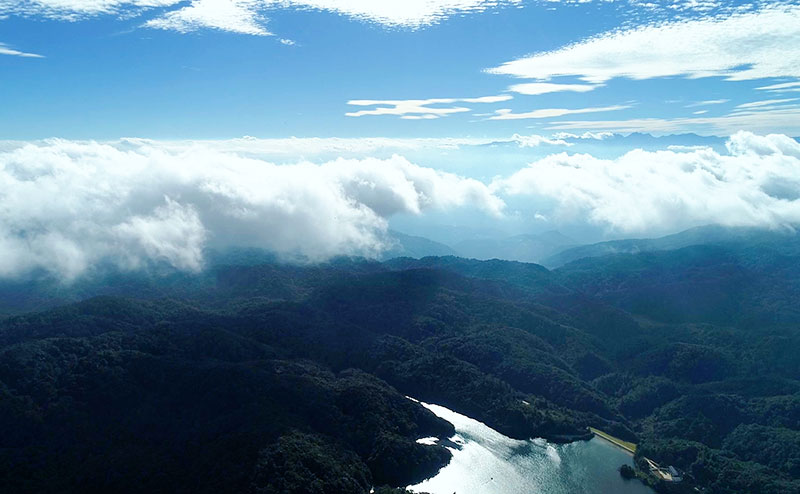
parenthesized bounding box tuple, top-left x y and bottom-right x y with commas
(269, 0, 522, 28)
(736, 98, 799, 109)
(0, 42, 43, 58)
(346, 95, 512, 119)
(2, 0, 521, 34)
(1, 0, 182, 20)
(756, 81, 800, 92)
(686, 99, 729, 107)
(546, 107, 800, 135)
(508, 82, 600, 95)
(488, 4, 800, 83)
(144, 0, 271, 35)
(487, 104, 630, 120)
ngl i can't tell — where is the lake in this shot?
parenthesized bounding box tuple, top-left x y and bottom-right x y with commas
(408, 402, 655, 494)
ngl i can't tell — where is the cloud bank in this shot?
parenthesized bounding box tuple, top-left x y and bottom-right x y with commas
(0, 139, 501, 279)
(2, 132, 799, 279)
(493, 131, 800, 234)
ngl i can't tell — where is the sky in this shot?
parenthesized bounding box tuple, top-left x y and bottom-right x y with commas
(1, 0, 800, 278)
(3, 0, 800, 139)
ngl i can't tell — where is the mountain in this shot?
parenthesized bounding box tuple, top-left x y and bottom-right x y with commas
(380, 231, 458, 260)
(1, 232, 799, 494)
(387, 224, 511, 247)
(542, 224, 800, 267)
(454, 230, 576, 263)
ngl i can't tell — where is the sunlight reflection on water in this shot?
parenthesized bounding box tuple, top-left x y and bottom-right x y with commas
(408, 403, 655, 494)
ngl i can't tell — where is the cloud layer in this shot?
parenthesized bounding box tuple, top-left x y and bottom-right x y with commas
(0, 139, 501, 279)
(493, 131, 800, 234)
(488, 4, 800, 83)
(2, 132, 799, 279)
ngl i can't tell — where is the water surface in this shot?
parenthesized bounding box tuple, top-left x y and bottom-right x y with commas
(409, 403, 655, 494)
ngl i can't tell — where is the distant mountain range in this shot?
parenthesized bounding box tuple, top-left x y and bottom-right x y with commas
(380, 231, 457, 260)
(452, 230, 575, 264)
(542, 225, 800, 268)
(385, 225, 800, 273)
(382, 228, 576, 264)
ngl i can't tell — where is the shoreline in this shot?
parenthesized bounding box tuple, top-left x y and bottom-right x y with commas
(588, 427, 637, 456)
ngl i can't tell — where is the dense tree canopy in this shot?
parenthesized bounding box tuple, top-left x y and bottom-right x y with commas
(1, 231, 799, 493)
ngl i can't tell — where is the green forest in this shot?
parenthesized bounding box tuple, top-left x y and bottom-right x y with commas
(1, 229, 799, 493)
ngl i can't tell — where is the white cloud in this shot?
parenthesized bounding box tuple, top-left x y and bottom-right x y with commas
(488, 4, 800, 84)
(266, 0, 521, 28)
(686, 99, 729, 107)
(0, 0, 180, 19)
(551, 131, 614, 140)
(114, 197, 206, 271)
(3, 132, 800, 278)
(1, 0, 519, 33)
(667, 144, 711, 151)
(511, 134, 572, 147)
(143, 135, 504, 156)
(144, 0, 270, 35)
(547, 106, 800, 135)
(491, 131, 800, 234)
(735, 98, 798, 109)
(487, 104, 630, 120)
(0, 139, 503, 279)
(508, 82, 600, 95)
(755, 81, 800, 91)
(346, 95, 512, 119)
(0, 42, 43, 58)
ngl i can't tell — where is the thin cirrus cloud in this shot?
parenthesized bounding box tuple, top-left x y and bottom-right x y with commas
(685, 99, 729, 108)
(735, 98, 799, 110)
(487, 4, 800, 84)
(546, 107, 800, 136)
(144, 0, 273, 36)
(756, 81, 800, 93)
(0, 42, 43, 58)
(144, 0, 271, 36)
(0, 0, 521, 35)
(0, 0, 182, 19)
(147, 0, 523, 34)
(346, 95, 513, 119)
(507, 82, 600, 95)
(487, 104, 630, 120)
(267, 0, 522, 28)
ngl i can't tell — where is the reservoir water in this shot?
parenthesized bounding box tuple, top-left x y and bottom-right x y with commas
(408, 402, 656, 494)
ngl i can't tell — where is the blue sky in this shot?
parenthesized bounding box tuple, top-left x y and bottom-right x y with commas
(2, 1, 800, 278)
(2, 0, 800, 139)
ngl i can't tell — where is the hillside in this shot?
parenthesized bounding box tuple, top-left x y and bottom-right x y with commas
(1, 232, 799, 493)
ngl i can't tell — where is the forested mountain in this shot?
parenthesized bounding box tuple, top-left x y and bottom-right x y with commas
(381, 231, 458, 260)
(543, 225, 800, 268)
(1, 229, 799, 494)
